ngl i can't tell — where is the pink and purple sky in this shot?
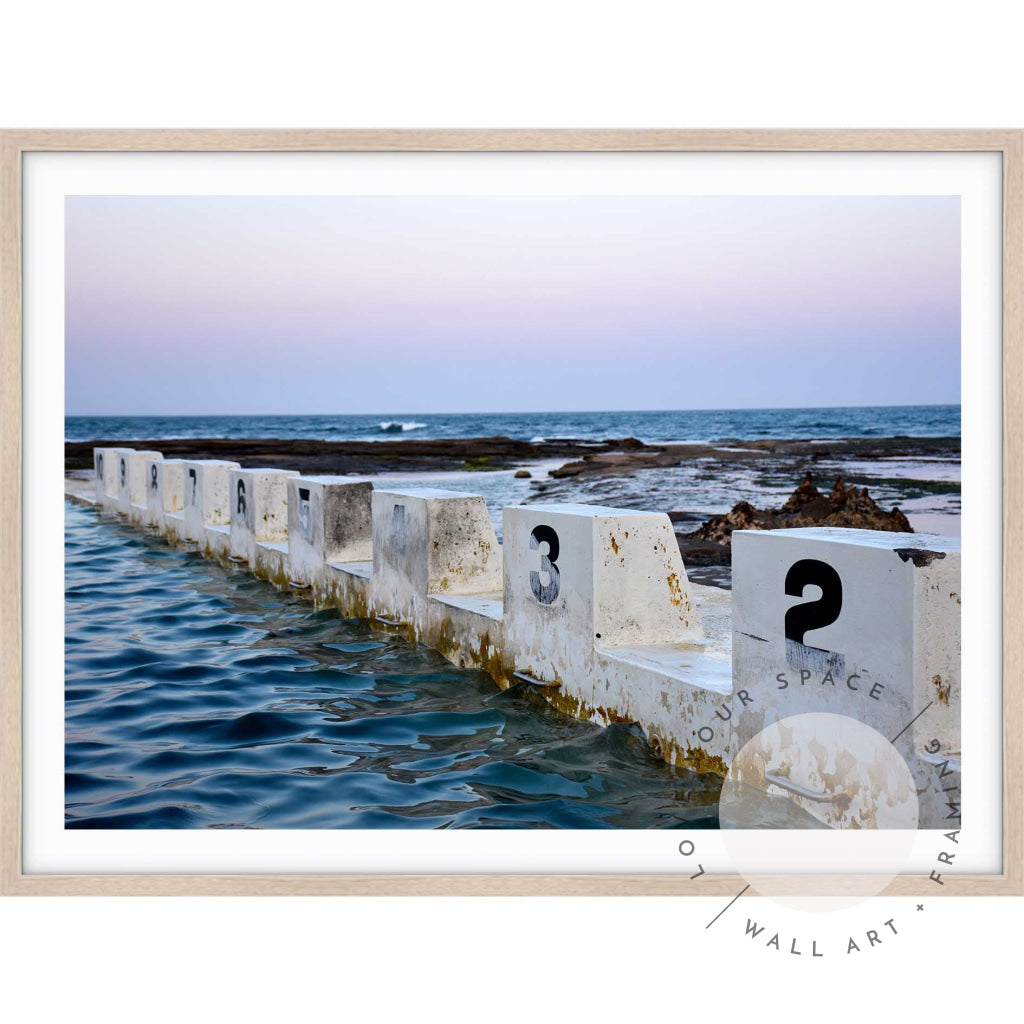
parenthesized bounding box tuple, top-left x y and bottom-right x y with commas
(65, 195, 960, 415)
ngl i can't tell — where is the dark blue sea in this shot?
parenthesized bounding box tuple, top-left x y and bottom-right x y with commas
(65, 404, 960, 444)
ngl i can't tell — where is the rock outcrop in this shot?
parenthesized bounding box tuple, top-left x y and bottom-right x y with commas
(679, 473, 912, 563)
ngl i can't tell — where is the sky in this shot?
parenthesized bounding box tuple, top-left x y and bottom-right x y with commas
(65, 195, 960, 416)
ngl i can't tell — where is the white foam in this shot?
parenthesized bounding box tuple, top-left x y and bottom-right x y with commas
(378, 421, 428, 433)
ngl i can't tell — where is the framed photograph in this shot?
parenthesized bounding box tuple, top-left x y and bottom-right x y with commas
(1, 130, 1020, 896)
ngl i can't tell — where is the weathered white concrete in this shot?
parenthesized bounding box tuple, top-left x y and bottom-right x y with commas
(204, 525, 232, 560)
(593, 644, 734, 766)
(370, 488, 504, 669)
(910, 546, 962, 757)
(93, 448, 120, 507)
(145, 458, 187, 532)
(730, 526, 962, 823)
(164, 511, 187, 544)
(117, 449, 163, 523)
(254, 540, 290, 586)
(181, 460, 241, 547)
(502, 504, 703, 678)
(917, 751, 962, 830)
(98, 448, 135, 513)
(500, 503, 732, 764)
(287, 477, 374, 603)
(722, 713, 922, 831)
(731, 528, 961, 759)
(64, 476, 96, 505)
(373, 488, 502, 616)
(229, 468, 298, 567)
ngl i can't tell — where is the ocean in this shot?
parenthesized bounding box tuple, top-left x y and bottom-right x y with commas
(65, 404, 960, 444)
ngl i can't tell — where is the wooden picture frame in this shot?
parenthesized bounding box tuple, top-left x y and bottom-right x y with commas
(1, 129, 1020, 896)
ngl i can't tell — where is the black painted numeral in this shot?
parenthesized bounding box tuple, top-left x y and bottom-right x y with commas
(784, 558, 842, 645)
(298, 487, 312, 539)
(529, 525, 561, 604)
(237, 479, 247, 516)
(151, 464, 158, 491)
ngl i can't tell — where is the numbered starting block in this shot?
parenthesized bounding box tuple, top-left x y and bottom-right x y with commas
(371, 488, 504, 668)
(181, 459, 241, 555)
(93, 448, 120, 509)
(96, 447, 136, 513)
(146, 458, 187, 534)
(116, 449, 163, 524)
(286, 477, 374, 603)
(229, 468, 298, 571)
(501, 504, 732, 763)
(731, 527, 961, 816)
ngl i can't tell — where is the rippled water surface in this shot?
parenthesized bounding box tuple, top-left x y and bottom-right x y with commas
(65, 502, 726, 829)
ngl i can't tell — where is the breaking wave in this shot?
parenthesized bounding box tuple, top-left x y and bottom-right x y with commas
(378, 421, 428, 433)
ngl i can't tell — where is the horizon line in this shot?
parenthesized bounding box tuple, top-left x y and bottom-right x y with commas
(65, 401, 962, 419)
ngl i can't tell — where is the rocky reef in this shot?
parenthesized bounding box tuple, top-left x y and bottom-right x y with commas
(64, 435, 653, 475)
(677, 473, 913, 565)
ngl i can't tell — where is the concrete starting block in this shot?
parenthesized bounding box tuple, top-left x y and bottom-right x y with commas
(229, 468, 299, 574)
(116, 449, 163, 524)
(96, 447, 136, 512)
(732, 528, 961, 751)
(146, 458, 187, 534)
(181, 459, 241, 555)
(93, 448, 120, 508)
(731, 527, 961, 825)
(286, 476, 374, 604)
(371, 487, 504, 669)
(501, 503, 730, 763)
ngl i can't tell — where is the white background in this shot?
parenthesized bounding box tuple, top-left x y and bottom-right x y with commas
(2, 1, 1022, 1021)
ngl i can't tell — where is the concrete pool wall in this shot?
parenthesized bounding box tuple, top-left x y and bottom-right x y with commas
(73, 449, 963, 828)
